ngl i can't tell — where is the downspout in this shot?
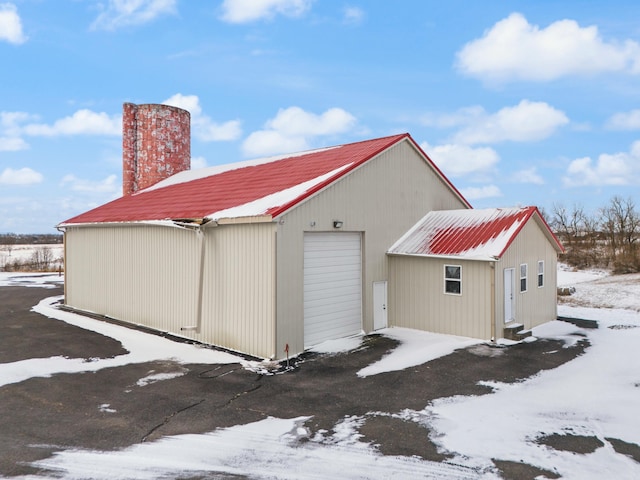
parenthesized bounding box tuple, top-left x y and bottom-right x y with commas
(194, 227, 206, 334)
(490, 261, 496, 342)
(178, 221, 215, 334)
(55, 225, 67, 303)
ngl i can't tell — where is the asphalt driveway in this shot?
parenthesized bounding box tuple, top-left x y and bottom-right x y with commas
(0, 284, 587, 479)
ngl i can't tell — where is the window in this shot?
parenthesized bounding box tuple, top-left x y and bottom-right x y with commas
(445, 265, 462, 295)
(538, 261, 544, 287)
(520, 263, 528, 292)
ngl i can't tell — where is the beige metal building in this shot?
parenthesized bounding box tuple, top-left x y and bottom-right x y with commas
(387, 207, 565, 341)
(59, 107, 470, 359)
(59, 103, 563, 359)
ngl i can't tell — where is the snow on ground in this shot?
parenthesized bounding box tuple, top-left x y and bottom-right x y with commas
(0, 277, 249, 388)
(357, 328, 482, 377)
(0, 272, 64, 288)
(0, 244, 63, 268)
(557, 262, 608, 286)
(3, 268, 640, 479)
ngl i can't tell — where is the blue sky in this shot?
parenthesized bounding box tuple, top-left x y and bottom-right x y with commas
(2, 0, 640, 233)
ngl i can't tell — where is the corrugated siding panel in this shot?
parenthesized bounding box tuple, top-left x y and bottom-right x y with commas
(64, 225, 200, 331)
(388, 256, 492, 339)
(65, 223, 276, 359)
(200, 223, 276, 359)
(495, 219, 558, 333)
(276, 140, 469, 356)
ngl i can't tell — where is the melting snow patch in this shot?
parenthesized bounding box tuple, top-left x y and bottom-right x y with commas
(308, 334, 364, 354)
(136, 370, 187, 387)
(30, 416, 482, 480)
(357, 327, 482, 377)
(0, 272, 63, 289)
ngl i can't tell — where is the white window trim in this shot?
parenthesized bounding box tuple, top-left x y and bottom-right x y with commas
(444, 264, 462, 296)
(520, 263, 528, 293)
(537, 260, 544, 288)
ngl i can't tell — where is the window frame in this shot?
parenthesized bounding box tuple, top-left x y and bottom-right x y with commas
(520, 263, 528, 293)
(537, 260, 544, 288)
(444, 264, 462, 296)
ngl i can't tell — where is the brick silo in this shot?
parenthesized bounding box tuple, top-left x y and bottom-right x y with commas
(122, 103, 191, 196)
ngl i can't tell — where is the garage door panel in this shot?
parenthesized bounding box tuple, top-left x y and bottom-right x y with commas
(304, 295, 362, 313)
(304, 232, 362, 348)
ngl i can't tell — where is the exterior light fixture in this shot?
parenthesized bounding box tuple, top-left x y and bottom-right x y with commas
(333, 220, 343, 229)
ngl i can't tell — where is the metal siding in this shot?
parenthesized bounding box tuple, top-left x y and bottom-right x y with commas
(200, 223, 276, 359)
(494, 219, 559, 334)
(64, 225, 200, 331)
(64, 223, 276, 359)
(388, 256, 492, 339)
(276, 140, 469, 357)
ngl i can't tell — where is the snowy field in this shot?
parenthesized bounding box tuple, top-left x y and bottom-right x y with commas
(0, 244, 63, 270)
(1, 266, 640, 479)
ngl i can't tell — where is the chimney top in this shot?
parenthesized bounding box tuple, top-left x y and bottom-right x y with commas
(122, 103, 191, 196)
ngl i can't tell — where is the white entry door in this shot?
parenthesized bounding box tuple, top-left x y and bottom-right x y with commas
(373, 281, 388, 330)
(303, 232, 362, 348)
(504, 268, 515, 323)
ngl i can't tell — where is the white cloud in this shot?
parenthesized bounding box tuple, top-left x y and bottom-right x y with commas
(459, 185, 502, 200)
(457, 12, 640, 83)
(343, 6, 364, 25)
(190, 156, 208, 169)
(1, 111, 35, 133)
(0, 136, 28, 151)
(220, 0, 312, 24)
(606, 109, 640, 130)
(91, 0, 177, 31)
(452, 100, 568, 145)
(163, 94, 242, 142)
(242, 106, 357, 157)
(23, 110, 121, 136)
(0, 111, 36, 150)
(0, 3, 27, 44)
(563, 141, 640, 186)
(242, 130, 309, 158)
(421, 142, 499, 178)
(511, 167, 545, 185)
(60, 174, 119, 193)
(0, 167, 43, 185)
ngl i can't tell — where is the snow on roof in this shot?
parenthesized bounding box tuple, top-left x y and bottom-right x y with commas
(143, 146, 341, 193)
(60, 133, 458, 227)
(388, 206, 563, 261)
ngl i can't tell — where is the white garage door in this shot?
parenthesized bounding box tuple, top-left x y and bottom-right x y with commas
(304, 232, 362, 348)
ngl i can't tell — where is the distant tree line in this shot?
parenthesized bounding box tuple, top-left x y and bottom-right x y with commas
(0, 233, 63, 245)
(549, 196, 640, 274)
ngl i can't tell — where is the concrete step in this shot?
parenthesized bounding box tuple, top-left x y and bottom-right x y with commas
(503, 323, 525, 341)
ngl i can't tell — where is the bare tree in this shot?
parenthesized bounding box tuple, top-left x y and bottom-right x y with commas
(29, 246, 54, 271)
(600, 196, 640, 273)
(1, 233, 17, 257)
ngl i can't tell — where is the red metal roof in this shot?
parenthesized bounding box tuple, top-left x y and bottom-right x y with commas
(60, 133, 469, 226)
(389, 207, 564, 260)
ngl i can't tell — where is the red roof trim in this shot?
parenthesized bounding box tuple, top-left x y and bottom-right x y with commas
(268, 133, 412, 217)
(495, 206, 564, 257)
(495, 206, 536, 258)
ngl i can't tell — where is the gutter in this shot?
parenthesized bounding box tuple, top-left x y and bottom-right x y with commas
(386, 252, 501, 262)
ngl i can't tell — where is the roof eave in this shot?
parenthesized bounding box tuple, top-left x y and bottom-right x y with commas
(387, 252, 499, 262)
